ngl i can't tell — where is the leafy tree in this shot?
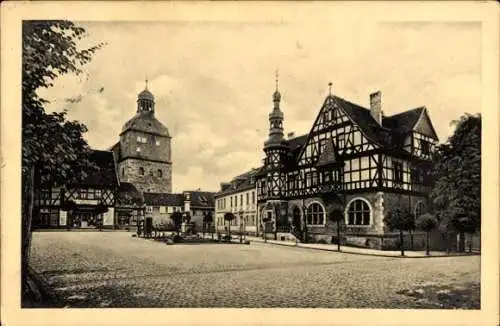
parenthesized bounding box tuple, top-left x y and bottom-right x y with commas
(327, 205, 344, 252)
(415, 213, 438, 256)
(384, 208, 415, 256)
(223, 212, 236, 238)
(170, 211, 183, 235)
(203, 212, 213, 238)
(22, 20, 103, 290)
(430, 113, 481, 252)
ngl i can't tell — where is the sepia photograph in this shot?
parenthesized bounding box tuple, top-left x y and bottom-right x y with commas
(1, 1, 499, 326)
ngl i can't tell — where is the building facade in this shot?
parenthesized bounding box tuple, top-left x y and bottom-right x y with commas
(214, 169, 259, 235)
(111, 81, 172, 194)
(143, 191, 215, 228)
(33, 150, 119, 229)
(32, 82, 216, 230)
(251, 81, 438, 249)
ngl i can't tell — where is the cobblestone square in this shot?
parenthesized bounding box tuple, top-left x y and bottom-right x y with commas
(29, 232, 480, 308)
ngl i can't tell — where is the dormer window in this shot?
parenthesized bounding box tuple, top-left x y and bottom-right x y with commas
(137, 136, 147, 144)
(420, 139, 430, 155)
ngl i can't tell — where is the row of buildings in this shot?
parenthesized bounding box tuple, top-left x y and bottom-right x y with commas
(214, 80, 438, 249)
(33, 82, 215, 230)
(33, 76, 440, 251)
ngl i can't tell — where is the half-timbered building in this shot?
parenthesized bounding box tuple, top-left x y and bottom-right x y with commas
(255, 82, 439, 249)
(33, 150, 119, 229)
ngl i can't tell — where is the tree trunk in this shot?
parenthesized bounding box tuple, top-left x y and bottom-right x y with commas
(22, 165, 36, 292)
(457, 232, 465, 252)
(410, 230, 414, 250)
(426, 231, 430, 256)
(399, 230, 405, 256)
(337, 220, 341, 252)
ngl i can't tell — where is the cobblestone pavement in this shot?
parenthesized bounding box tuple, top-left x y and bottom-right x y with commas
(29, 232, 480, 308)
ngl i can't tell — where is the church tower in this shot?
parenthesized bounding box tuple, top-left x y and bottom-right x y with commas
(116, 81, 172, 193)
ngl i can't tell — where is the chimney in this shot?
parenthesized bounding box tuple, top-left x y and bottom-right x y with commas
(287, 132, 295, 139)
(370, 91, 382, 125)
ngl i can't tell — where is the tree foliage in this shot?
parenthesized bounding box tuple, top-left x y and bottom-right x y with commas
(384, 208, 415, 232)
(415, 213, 438, 232)
(23, 20, 105, 185)
(430, 113, 481, 233)
(224, 212, 236, 222)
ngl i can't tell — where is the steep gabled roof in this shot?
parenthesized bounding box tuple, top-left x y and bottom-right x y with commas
(189, 191, 215, 208)
(143, 192, 184, 206)
(333, 96, 391, 148)
(75, 150, 119, 187)
(288, 134, 308, 161)
(382, 107, 424, 135)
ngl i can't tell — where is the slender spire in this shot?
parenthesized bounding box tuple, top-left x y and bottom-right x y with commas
(328, 82, 333, 96)
(275, 69, 279, 92)
(145, 77, 149, 90)
(273, 69, 281, 105)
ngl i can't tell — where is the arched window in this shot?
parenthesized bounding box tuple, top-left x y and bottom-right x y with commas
(346, 199, 371, 225)
(306, 202, 325, 225)
(158, 169, 163, 178)
(138, 167, 144, 176)
(415, 201, 426, 217)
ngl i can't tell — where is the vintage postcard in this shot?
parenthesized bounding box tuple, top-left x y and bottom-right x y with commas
(1, 1, 498, 326)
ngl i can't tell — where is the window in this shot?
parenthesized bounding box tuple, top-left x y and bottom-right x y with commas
(420, 139, 430, 155)
(149, 170, 154, 176)
(246, 193, 249, 205)
(393, 162, 403, 183)
(121, 168, 125, 177)
(137, 136, 147, 143)
(156, 140, 160, 146)
(139, 167, 145, 175)
(318, 139, 326, 154)
(159, 206, 166, 214)
(240, 194, 243, 206)
(337, 134, 345, 149)
(153, 206, 160, 213)
(40, 189, 50, 200)
(346, 199, 371, 225)
(252, 191, 255, 204)
(306, 202, 325, 225)
(415, 201, 426, 217)
(95, 189, 102, 198)
(157, 169, 163, 178)
(136, 147, 141, 152)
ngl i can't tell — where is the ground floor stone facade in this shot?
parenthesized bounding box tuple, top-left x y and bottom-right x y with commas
(256, 190, 432, 250)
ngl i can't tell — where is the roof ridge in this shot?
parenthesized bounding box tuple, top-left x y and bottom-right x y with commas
(385, 106, 425, 119)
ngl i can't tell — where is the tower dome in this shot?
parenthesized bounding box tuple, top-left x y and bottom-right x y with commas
(138, 88, 155, 101)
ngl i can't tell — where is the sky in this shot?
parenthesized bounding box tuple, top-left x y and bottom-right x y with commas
(37, 20, 481, 193)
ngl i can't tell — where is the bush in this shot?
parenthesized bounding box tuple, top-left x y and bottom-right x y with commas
(222, 235, 232, 241)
